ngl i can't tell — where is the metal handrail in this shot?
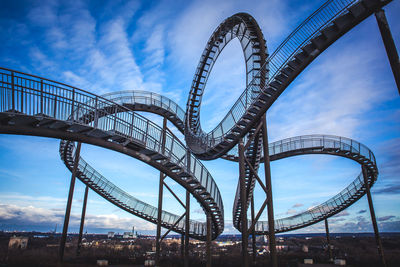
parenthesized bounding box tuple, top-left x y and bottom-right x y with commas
(102, 90, 186, 130)
(62, 141, 206, 236)
(230, 134, 378, 233)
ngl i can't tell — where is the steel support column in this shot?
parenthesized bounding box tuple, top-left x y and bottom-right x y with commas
(184, 190, 190, 267)
(155, 117, 167, 267)
(181, 233, 185, 259)
(362, 166, 387, 267)
(324, 218, 333, 261)
(76, 185, 89, 256)
(375, 8, 400, 94)
(251, 196, 256, 264)
(155, 171, 165, 266)
(59, 142, 82, 262)
(261, 115, 277, 267)
(239, 139, 249, 267)
(206, 213, 212, 267)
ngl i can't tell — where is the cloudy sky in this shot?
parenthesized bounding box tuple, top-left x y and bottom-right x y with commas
(0, 0, 399, 235)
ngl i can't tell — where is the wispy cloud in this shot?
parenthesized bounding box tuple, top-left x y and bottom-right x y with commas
(268, 44, 389, 141)
(334, 211, 350, 218)
(292, 203, 304, 208)
(374, 184, 400, 194)
(378, 215, 396, 222)
(0, 203, 155, 232)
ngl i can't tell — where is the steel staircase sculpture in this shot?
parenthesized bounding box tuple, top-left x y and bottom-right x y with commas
(89, 92, 378, 234)
(236, 135, 378, 234)
(0, 0, 392, 240)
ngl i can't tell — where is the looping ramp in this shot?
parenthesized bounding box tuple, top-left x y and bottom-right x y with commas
(0, 0, 392, 239)
(185, 0, 391, 160)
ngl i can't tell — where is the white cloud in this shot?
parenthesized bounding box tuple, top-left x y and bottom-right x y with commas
(268, 40, 389, 141)
(27, 1, 58, 27)
(29, 47, 55, 69)
(334, 210, 350, 218)
(0, 203, 155, 231)
(143, 25, 166, 68)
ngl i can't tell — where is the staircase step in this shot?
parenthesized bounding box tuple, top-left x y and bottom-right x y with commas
(349, 1, 367, 18)
(333, 12, 354, 30)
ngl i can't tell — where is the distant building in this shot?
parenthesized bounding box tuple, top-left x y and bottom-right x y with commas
(334, 259, 346, 266)
(123, 232, 136, 239)
(108, 232, 115, 238)
(9, 236, 29, 250)
(276, 245, 288, 251)
(255, 235, 268, 243)
(122, 226, 137, 239)
(304, 258, 313, 264)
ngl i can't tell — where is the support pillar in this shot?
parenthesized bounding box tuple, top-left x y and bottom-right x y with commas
(155, 117, 167, 267)
(261, 115, 277, 267)
(155, 172, 164, 266)
(184, 190, 190, 267)
(59, 142, 82, 262)
(76, 185, 89, 256)
(375, 8, 400, 94)
(324, 219, 333, 261)
(362, 166, 387, 267)
(239, 139, 249, 267)
(181, 233, 184, 259)
(206, 213, 212, 267)
(251, 196, 256, 264)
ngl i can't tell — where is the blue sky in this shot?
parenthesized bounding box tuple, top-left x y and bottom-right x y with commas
(0, 0, 399, 235)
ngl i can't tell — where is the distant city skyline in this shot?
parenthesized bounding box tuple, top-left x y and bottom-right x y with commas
(0, 0, 399, 235)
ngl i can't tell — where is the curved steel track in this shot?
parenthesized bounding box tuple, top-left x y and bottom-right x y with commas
(0, 0, 392, 239)
(78, 91, 378, 234)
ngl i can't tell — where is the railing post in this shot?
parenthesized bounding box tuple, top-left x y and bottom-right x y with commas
(375, 9, 400, 94)
(77, 185, 89, 256)
(11, 71, 15, 111)
(59, 142, 82, 262)
(113, 105, 117, 131)
(144, 121, 149, 143)
(238, 139, 248, 267)
(40, 80, 43, 114)
(71, 88, 75, 121)
(20, 80, 23, 113)
(261, 114, 278, 267)
(53, 96, 57, 118)
(362, 166, 387, 267)
(129, 112, 135, 138)
(94, 97, 99, 128)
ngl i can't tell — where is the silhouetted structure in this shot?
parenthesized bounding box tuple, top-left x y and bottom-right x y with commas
(0, 0, 398, 266)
